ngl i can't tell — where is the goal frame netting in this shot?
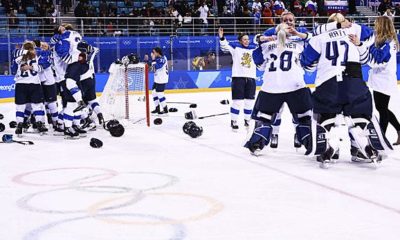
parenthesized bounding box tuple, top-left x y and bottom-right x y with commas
(101, 62, 150, 127)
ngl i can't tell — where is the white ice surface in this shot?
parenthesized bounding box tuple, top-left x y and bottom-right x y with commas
(1, 89, 400, 240)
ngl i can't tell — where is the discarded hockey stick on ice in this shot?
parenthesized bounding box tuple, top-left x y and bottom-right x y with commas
(1, 134, 34, 145)
(166, 102, 197, 108)
(185, 110, 229, 120)
(198, 112, 229, 119)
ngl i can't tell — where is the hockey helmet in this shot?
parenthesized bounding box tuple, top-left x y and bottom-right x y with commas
(121, 53, 140, 65)
(77, 41, 90, 53)
(128, 53, 140, 64)
(90, 138, 103, 148)
(153, 118, 163, 125)
(9, 121, 17, 129)
(183, 121, 196, 134)
(2, 134, 13, 143)
(109, 123, 125, 137)
(105, 119, 120, 131)
(188, 124, 203, 138)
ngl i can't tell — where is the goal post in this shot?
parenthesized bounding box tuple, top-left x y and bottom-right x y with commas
(100, 62, 150, 126)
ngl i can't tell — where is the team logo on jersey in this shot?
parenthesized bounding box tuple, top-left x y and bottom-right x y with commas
(241, 53, 252, 68)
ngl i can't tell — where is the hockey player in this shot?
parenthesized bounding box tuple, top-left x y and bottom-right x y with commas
(300, 13, 392, 166)
(365, 16, 400, 145)
(33, 40, 59, 129)
(78, 42, 104, 128)
(257, 11, 311, 147)
(145, 47, 169, 115)
(14, 41, 48, 135)
(244, 23, 313, 154)
(219, 27, 257, 131)
(54, 24, 87, 138)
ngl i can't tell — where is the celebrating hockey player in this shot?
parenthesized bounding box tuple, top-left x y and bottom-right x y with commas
(244, 23, 313, 154)
(300, 13, 392, 167)
(14, 41, 48, 136)
(257, 11, 310, 147)
(145, 47, 169, 115)
(33, 40, 59, 129)
(78, 41, 104, 128)
(219, 27, 257, 131)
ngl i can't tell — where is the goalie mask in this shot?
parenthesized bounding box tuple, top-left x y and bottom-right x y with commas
(121, 53, 140, 65)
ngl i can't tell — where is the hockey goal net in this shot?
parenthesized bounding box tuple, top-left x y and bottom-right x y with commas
(100, 63, 150, 126)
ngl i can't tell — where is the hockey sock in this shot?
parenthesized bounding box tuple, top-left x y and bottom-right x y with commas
(16, 104, 26, 123)
(231, 99, 243, 121)
(46, 101, 59, 125)
(88, 100, 101, 115)
(63, 102, 77, 128)
(152, 90, 159, 107)
(31, 103, 45, 123)
(244, 99, 254, 121)
(157, 91, 166, 109)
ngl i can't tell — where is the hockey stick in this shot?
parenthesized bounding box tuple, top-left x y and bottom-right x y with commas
(1, 134, 34, 145)
(166, 102, 197, 108)
(198, 112, 229, 119)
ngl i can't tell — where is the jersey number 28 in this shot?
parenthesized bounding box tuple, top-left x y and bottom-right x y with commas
(268, 51, 293, 72)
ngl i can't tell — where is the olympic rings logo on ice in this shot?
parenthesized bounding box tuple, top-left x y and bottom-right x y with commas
(12, 167, 224, 239)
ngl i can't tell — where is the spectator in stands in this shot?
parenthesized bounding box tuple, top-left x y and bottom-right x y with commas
(262, 2, 274, 26)
(252, 0, 262, 12)
(197, 1, 209, 35)
(8, 9, 18, 29)
(394, 4, 400, 27)
(61, 0, 71, 14)
(273, 0, 286, 17)
(254, 8, 261, 25)
(305, 0, 317, 16)
(183, 11, 192, 24)
(220, 6, 233, 29)
(293, 0, 303, 16)
(378, 0, 392, 15)
(383, 7, 395, 21)
(74, 0, 86, 24)
(192, 52, 216, 70)
(99, 0, 108, 15)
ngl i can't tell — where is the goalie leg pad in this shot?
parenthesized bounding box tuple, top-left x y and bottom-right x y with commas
(244, 121, 273, 153)
(296, 120, 328, 155)
(368, 116, 393, 151)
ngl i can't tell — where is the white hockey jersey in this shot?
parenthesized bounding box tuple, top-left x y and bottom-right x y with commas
(14, 57, 43, 84)
(152, 55, 169, 84)
(220, 38, 257, 79)
(368, 38, 398, 95)
(301, 25, 369, 87)
(253, 40, 306, 93)
(55, 30, 83, 64)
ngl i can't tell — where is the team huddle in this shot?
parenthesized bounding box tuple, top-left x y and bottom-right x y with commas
(12, 23, 103, 139)
(221, 12, 399, 167)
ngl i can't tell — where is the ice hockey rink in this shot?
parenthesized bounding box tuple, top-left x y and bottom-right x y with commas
(1, 88, 400, 240)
